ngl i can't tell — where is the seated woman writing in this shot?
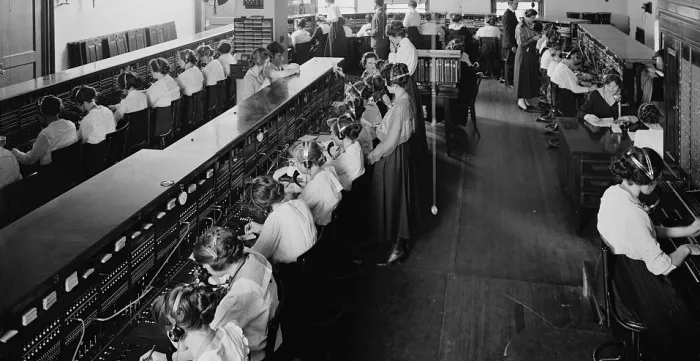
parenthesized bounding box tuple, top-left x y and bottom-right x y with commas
(191, 227, 280, 361)
(245, 176, 317, 264)
(139, 283, 250, 361)
(598, 146, 700, 360)
(579, 73, 638, 125)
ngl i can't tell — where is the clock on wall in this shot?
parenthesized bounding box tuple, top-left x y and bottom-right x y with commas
(244, 0, 263, 9)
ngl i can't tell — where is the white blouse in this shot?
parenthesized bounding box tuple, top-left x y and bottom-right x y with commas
(550, 62, 590, 94)
(251, 199, 317, 264)
(210, 251, 279, 361)
(325, 4, 342, 23)
(14, 119, 78, 165)
(475, 25, 501, 39)
(217, 53, 236, 77)
(146, 75, 180, 108)
(203, 60, 226, 86)
(540, 50, 554, 71)
(0, 147, 21, 190)
(239, 67, 267, 104)
(388, 37, 418, 76)
(113, 89, 148, 122)
(357, 23, 372, 37)
(177, 66, 205, 96)
(299, 166, 343, 226)
(291, 29, 312, 46)
(197, 323, 250, 361)
(79, 105, 116, 145)
(598, 185, 676, 276)
(403, 9, 422, 28)
(547, 59, 560, 77)
(328, 142, 365, 191)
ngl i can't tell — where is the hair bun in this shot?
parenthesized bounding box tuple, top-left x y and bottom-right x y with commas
(609, 155, 633, 180)
(194, 286, 219, 325)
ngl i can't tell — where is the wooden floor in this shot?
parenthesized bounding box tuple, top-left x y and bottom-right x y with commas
(336, 79, 604, 361)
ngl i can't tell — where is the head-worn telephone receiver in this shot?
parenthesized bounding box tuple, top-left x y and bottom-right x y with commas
(37, 96, 47, 116)
(627, 148, 655, 181)
(299, 140, 312, 170)
(167, 287, 186, 343)
(204, 235, 218, 259)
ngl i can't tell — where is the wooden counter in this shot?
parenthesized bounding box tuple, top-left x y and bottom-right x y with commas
(0, 57, 342, 322)
(578, 24, 655, 64)
(557, 117, 633, 233)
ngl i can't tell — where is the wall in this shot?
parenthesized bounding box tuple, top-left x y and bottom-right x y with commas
(53, 0, 196, 71)
(627, 0, 657, 49)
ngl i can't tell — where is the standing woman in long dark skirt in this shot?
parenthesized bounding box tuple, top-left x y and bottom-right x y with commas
(514, 9, 542, 111)
(321, 0, 348, 59)
(367, 63, 424, 265)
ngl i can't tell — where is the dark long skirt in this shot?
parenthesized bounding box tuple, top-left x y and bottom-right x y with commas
(405, 74, 426, 148)
(370, 136, 423, 244)
(614, 255, 700, 360)
(407, 27, 421, 50)
(515, 42, 540, 99)
(405, 74, 432, 209)
(324, 23, 348, 59)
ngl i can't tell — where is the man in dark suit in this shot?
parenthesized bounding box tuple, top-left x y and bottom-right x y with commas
(501, 0, 518, 87)
(369, 0, 389, 60)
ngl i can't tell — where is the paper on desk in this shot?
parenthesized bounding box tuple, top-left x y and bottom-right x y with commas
(585, 117, 615, 128)
(611, 124, 622, 133)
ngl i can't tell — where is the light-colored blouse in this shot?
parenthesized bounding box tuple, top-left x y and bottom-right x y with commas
(113, 89, 148, 122)
(541, 50, 554, 71)
(79, 105, 116, 145)
(325, 4, 342, 23)
(598, 185, 676, 276)
(291, 29, 312, 46)
(210, 251, 279, 361)
(251, 199, 317, 263)
(146, 75, 180, 108)
(403, 8, 422, 28)
(203, 60, 226, 87)
(388, 37, 418, 76)
(197, 323, 250, 361)
(239, 66, 267, 104)
(377, 94, 415, 156)
(299, 166, 343, 226)
(475, 25, 501, 39)
(217, 53, 236, 77)
(177, 66, 205, 96)
(0, 147, 21, 190)
(550, 62, 590, 94)
(328, 142, 365, 191)
(13, 119, 78, 165)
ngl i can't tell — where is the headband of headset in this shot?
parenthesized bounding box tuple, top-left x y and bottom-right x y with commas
(167, 287, 186, 342)
(627, 148, 655, 181)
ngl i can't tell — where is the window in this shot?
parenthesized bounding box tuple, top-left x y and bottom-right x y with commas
(493, 1, 543, 19)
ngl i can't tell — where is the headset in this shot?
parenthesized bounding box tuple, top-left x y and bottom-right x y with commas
(298, 140, 313, 170)
(627, 148, 655, 181)
(71, 86, 85, 104)
(167, 287, 186, 343)
(37, 96, 47, 116)
(204, 235, 218, 259)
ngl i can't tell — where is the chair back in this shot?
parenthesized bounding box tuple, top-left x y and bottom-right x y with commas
(472, 72, 484, 104)
(48, 141, 83, 193)
(479, 37, 499, 60)
(225, 77, 237, 109)
(294, 42, 312, 65)
(171, 98, 183, 137)
(105, 123, 130, 167)
(82, 140, 108, 179)
(180, 94, 197, 136)
(206, 84, 221, 122)
(193, 90, 205, 128)
(217, 80, 228, 115)
(125, 108, 152, 155)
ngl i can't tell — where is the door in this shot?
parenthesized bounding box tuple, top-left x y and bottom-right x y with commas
(0, 0, 43, 87)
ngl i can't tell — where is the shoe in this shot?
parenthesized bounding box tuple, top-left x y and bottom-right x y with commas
(507, 85, 514, 89)
(518, 104, 539, 113)
(544, 123, 558, 131)
(377, 241, 406, 266)
(547, 139, 560, 148)
(499, 78, 506, 83)
(537, 115, 554, 123)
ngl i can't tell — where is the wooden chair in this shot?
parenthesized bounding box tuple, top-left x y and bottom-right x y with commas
(82, 140, 108, 179)
(205, 83, 221, 122)
(0, 171, 46, 227)
(46, 141, 83, 196)
(171, 98, 183, 141)
(225, 77, 237, 109)
(152, 104, 176, 149)
(293, 42, 312, 65)
(193, 90, 205, 128)
(600, 236, 647, 361)
(479, 37, 500, 78)
(124, 108, 152, 155)
(105, 123, 130, 167)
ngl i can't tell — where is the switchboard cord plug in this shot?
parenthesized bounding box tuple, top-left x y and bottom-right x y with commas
(69, 318, 85, 361)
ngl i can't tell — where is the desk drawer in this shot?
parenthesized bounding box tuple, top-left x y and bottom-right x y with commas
(580, 176, 615, 192)
(581, 191, 603, 209)
(580, 159, 612, 176)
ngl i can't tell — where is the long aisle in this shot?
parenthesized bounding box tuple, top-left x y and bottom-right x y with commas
(338, 79, 600, 361)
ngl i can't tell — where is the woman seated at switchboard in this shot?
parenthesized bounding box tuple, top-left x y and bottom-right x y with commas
(197, 45, 226, 87)
(360, 52, 380, 78)
(264, 41, 300, 82)
(309, 15, 330, 57)
(579, 73, 638, 124)
(110, 71, 148, 124)
(72, 85, 117, 145)
(598, 146, 700, 360)
(146, 58, 180, 108)
(0, 139, 21, 190)
(327, 116, 366, 191)
(244, 176, 317, 264)
(291, 18, 312, 47)
(189, 227, 280, 361)
(548, 47, 597, 116)
(637, 102, 663, 126)
(287, 140, 343, 226)
(176, 49, 204, 96)
(216, 41, 236, 77)
(138, 283, 250, 361)
(12, 95, 78, 166)
(239, 48, 271, 104)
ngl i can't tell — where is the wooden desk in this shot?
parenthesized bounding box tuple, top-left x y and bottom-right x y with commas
(578, 24, 656, 64)
(557, 117, 633, 233)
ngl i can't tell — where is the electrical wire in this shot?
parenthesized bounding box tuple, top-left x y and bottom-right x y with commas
(94, 221, 192, 322)
(70, 318, 85, 361)
(430, 26, 438, 217)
